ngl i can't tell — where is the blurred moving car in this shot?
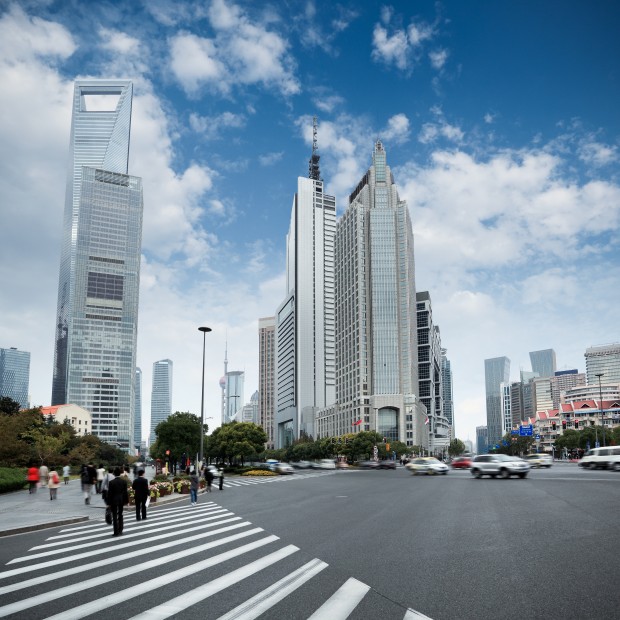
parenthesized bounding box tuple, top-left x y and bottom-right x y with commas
(377, 460, 396, 469)
(292, 461, 311, 469)
(358, 460, 379, 469)
(578, 446, 620, 470)
(315, 459, 336, 469)
(450, 456, 472, 469)
(406, 457, 449, 475)
(274, 462, 295, 475)
(470, 454, 530, 479)
(523, 454, 553, 468)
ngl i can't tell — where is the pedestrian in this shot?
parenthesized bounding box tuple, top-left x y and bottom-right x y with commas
(132, 469, 149, 521)
(189, 469, 199, 505)
(27, 464, 39, 493)
(101, 466, 114, 504)
(96, 464, 105, 494)
(205, 467, 214, 493)
(121, 466, 131, 481)
(62, 464, 71, 484)
(218, 468, 224, 491)
(39, 463, 49, 487)
(48, 467, 60, 500)
(107, 467, 129, 536)
(81, 463, 96, 504)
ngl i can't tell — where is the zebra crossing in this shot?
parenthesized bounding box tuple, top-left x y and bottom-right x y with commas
(0, 500, 431, 619)
(220, 470, 337, 489)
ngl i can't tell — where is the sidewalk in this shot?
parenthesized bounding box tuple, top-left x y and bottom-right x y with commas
(0, 470, 188, 537)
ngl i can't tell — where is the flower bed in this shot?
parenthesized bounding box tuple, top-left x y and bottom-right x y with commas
(175, 479, 191, 494)
(241, 470, 277, 477)
(154, 481, 174, 496)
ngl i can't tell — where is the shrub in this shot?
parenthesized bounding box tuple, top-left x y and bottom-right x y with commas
(241, 469, 277, 477)
(0, 467, 28, 493)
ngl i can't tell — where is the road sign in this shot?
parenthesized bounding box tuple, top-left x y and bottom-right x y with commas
(511, 429, 519, 436)
(519, 425, 533, 436)
(535, 434, 541, 440)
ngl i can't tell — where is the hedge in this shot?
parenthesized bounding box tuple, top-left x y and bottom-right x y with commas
(0, 468, 28, 493)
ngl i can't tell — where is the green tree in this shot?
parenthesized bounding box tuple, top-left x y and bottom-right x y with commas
(0, 397, 21, 415)
(448, 439, 466, 457)
(347, 431, 383, 461)
(493, 432, 534, 456)
(207, 422, 267, 465)
(150, 412, 206, 463)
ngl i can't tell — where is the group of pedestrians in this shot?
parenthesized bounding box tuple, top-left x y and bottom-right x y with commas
(187, 465, 225, 506)
(26, 463, 62, 500)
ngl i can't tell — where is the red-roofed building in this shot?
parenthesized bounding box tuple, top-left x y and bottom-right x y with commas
(40, 404, 92, 437)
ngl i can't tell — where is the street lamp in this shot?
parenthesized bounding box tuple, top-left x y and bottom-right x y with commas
(198, 326, 212, 467)
(595, 372, 605, 448)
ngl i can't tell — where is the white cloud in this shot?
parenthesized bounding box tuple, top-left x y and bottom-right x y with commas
(259, 151, 284, 166)
(578, 140, 618, 167)
(314, 94, 345, 114)
(418, 120, 463, 144)
(382, 113, 410, 144)
(169, 0, 299, 97)
(429, 48, 448, 70)
(99, 27, 140, 55)
(189, 111, 246, 139)
(371, 24, 409, 70)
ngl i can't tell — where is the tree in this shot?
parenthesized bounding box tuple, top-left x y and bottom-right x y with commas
(493, 433, 534, 456)
(347, 431, 383, 461)
(0, 397, 21, 415)
(150, 412, 206, 462)
(207, 422, 267, 465)
(448, 439, 466, 457)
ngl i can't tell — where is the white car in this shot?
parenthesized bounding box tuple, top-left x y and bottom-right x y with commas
(523, 454, 553, 468)
(405, 457, 449, 475)
(274, 462, 295, 475)
(315, 459, 336, 470)
(579, 447, 620, 470)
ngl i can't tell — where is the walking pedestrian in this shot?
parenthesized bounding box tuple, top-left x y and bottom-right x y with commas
(205, 467, 214, 492)
(39, 463, 49, 488)
(96, 464, 105, 494)
(132, 469, 149, 521)
(62, 464, 70, 484)
(48, 467, 60, 500)
(101, 466, 114, 504)
(189, 469, 199, 505)
(81, 463, 96, 504)
(107, 467, 129, 536)
(27, 464, 39, 493)
(218, 468, 224, 491)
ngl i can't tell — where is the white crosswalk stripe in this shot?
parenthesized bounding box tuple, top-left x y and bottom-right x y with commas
(0, 500, 431, 620)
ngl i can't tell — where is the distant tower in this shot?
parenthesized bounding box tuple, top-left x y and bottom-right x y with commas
(149, 359, 173, 445)
(485, 356, 510, 449)
(258, 316, 276, 448)
(0, 347, 30, 410)
(529, 349, 556, 378)
(220, 340, 228, 425)
(308, 115, 321, 181)
(134, 367, 142, 452)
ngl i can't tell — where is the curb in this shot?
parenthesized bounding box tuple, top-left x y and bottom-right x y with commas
(0, 515, 89, 538)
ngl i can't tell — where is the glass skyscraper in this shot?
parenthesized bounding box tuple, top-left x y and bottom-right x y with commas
(317, 141, 422, 446)
(485, 356, 510, 449)
(529, 349, 556, 378)
(134, 367, 142, 451)
(274, 157, 336, 447)
(0, 347, 30, 409)
(52, 80, 143, 451)
(149, 359, 173, 445)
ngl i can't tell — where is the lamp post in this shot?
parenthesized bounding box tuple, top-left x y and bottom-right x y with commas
(198, 326, 212, 467)
(595, 373, 605, 448)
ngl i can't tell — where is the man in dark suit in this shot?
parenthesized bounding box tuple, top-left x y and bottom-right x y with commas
(131, 469, 149, 521)
(107, 467, 129, 536)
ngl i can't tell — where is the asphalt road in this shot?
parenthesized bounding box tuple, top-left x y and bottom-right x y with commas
(0, 464, 618, 619)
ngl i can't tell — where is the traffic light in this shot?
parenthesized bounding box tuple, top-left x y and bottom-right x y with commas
(552, 422, 557, 430)
(574, 420, 579, 429)
(562, 420, 567, 429)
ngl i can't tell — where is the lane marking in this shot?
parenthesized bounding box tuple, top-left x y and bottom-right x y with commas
(307, 577, 370, 620)
(404, 608, 434, 619)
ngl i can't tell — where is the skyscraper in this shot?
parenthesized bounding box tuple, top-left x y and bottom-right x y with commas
(274, 128, 336, 447)
(585, 343, 620, 385)
(149, 359, 173, 445)
(134, 367, 142, 452)
(485, 356, 510, 449)
(52, 80, 143, 451)
(441, 348, 454, 437)
(0, 347, 30, 409)
(258, 316, 276, 448)
(225, 371, 244, 422)
(317, 141, 422, 446)
(529, 349, 556, 378)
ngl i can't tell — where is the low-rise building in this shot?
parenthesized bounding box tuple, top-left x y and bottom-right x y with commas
(40, 404, 92, 437)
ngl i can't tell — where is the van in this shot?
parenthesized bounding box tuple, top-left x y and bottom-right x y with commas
(578, 447, 620, 471)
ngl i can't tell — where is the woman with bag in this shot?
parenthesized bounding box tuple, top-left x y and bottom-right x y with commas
(48, 467, 60, 500)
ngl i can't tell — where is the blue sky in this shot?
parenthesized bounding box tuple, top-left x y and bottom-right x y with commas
(1, 0, 619, 445)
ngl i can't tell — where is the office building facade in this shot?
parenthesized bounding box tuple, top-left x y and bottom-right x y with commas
(441, 348, 454, 438)
(274, 167, 336, 447)
(52, 80, 142, 451)
(134, 367, 142, 453)
(476, 425, 488, 455)
(0, 347, 30, 410)
(585, 343, 620, 385)
(149, 359, 173, 445)
(529, 349, 556, 378)
(317, 141, 423, 447)
(485, 356, 510, 448)
(258, 316, 276, 448)
(226, 371, 245, 423)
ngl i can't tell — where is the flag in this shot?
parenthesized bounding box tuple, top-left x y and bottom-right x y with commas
(424, 416, 429, 425)
(352, 419, 362, 426)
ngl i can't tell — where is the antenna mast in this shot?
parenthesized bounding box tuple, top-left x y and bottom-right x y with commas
(308, 115, 321, 181)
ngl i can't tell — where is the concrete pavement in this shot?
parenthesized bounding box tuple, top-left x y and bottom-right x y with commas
(0, 468, 184, 537)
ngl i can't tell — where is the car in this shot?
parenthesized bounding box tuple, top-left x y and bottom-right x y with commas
(450, 456, 472, 469)
(274, 462, 295, 475)
(405, 457, 449, 475)
(357, 460, 379, 469)
(578, 446, 620, 470)
(291, 460, 312, 469)
(470, 454, 530, 479)
(523, 454, 553, 468)
(377, 460, 396, 469)
(315, 459, 336, 470)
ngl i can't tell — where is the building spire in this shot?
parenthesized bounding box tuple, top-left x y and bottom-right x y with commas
(308, 115, 321, 181)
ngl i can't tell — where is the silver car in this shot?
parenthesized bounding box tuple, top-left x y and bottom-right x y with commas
(470, 454, 530, 479)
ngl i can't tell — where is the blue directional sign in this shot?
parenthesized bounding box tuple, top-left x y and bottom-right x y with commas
(511, 429, 519, 436)
(519, 425, 533, 436)
(535, 434, 541, 440)
(502, 440, 509, 446)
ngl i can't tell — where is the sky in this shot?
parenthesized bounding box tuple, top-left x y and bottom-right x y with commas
(1, 0, 619, 447)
